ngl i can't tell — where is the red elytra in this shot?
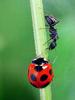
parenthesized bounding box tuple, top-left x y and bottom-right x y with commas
(28, 63, 54, 88)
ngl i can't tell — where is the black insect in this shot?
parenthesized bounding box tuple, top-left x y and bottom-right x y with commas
(45, 16, 59, 50)
(45, 16, 59, 27)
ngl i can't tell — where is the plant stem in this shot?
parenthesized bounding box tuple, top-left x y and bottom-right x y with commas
(30, 0, 52, 100)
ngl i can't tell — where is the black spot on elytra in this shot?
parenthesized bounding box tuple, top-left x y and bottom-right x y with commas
(40, 74, 48, 81)
(49, 69, 52, 75)
(41, 82, 50, 88)
(31, 74, 36, 81)
(34, 66, 43, 72)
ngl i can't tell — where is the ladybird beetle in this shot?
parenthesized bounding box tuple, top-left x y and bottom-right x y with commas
(28, 57, 54, 88)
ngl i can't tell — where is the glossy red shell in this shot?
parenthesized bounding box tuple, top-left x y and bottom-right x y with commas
(28, 63, 54, 88)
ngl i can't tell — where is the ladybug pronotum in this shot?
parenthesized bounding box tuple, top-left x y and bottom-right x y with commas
(28, 57, 54, 88)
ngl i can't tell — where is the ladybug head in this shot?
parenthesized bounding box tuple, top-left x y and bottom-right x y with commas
(32, 57, 48, 65)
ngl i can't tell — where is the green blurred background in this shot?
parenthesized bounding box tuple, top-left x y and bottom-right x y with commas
(0, 0, 75, 100)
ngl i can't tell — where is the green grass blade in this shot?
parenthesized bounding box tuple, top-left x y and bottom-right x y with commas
(30, 0, 52, 100)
